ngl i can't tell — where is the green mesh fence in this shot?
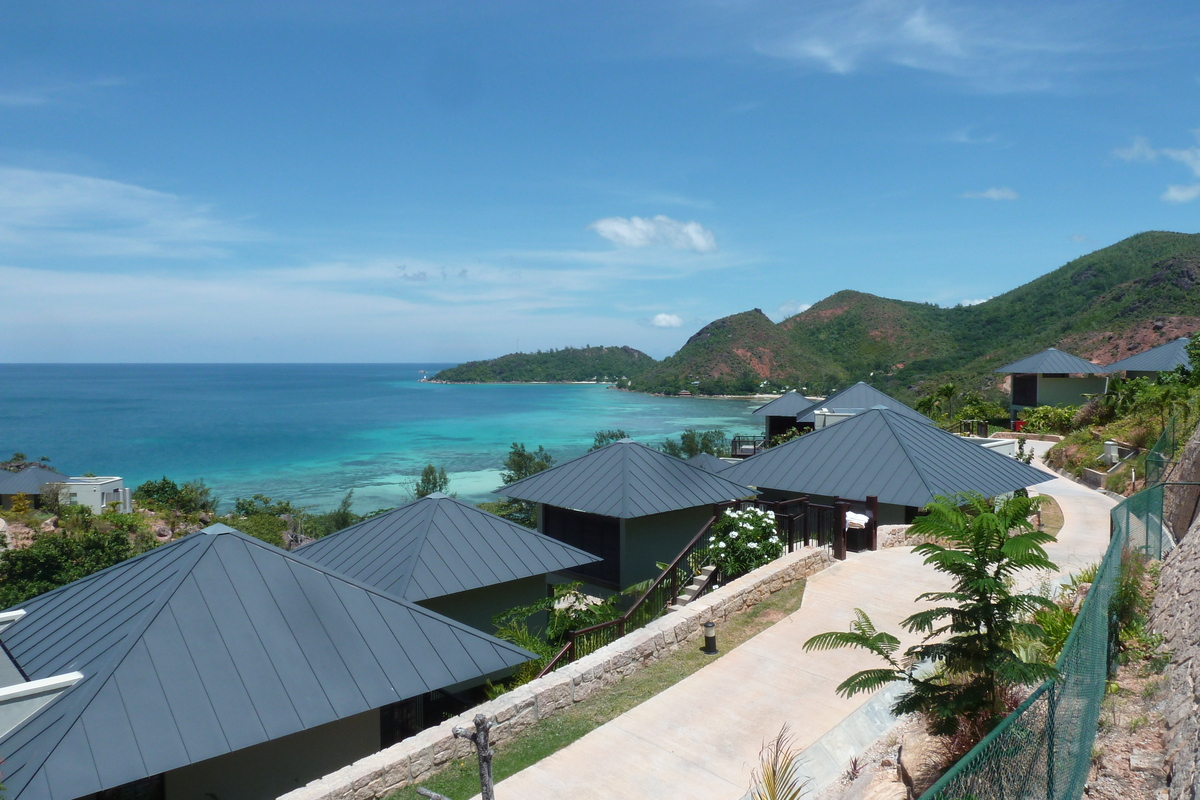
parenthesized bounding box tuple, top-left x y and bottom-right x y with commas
(919, 484, 1169, 800)
(1147, 415, 1182, 486)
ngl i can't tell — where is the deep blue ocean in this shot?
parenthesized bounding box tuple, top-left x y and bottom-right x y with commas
(0, 364, 763, 512)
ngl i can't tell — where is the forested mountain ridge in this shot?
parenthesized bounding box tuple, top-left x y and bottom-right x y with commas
(432, 345, 656, 383)
(627, 231, 1200, 398)
(436, 231, 1200, 398)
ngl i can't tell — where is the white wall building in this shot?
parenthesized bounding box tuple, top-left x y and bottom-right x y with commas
(63, 476, 131, 513)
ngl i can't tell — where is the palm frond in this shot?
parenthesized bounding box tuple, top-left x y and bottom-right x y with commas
(749, 725, 812, 800)
(836, 668, 903, 698)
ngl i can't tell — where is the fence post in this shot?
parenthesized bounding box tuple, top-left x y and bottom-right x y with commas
(800, 498, 810, 547)
(834, 500, 848, 561)
(1045, 681, 1057, 800)
(866, 495, 879, 551)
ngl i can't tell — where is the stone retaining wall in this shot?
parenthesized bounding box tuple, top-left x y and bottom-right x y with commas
(279, 546, 834, 800)
(1150, 511, 1200, 800)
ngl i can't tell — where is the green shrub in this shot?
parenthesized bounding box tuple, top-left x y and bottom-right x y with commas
(707, 507, 784, 579)
(1020, 405, 1080, 435)
(0, 529, 132, 606)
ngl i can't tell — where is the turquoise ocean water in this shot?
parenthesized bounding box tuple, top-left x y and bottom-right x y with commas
(0, 364, 764, 513)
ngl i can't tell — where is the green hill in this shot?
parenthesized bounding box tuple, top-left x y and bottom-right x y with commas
(630, 309, 840, 395)
(433, 345, 656, 383)
(886, 231, 1200, 393)
(435, 231, 1200, 399)
(644, 231, 1200, 399)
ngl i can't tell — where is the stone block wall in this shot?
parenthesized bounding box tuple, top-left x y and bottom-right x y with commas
(1163, 418, 1200, 540)
(1151, 500, 1200, 800)
(278, 546, 834, 800)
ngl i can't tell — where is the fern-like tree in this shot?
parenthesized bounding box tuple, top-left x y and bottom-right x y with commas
(804, 492, 1060, 735)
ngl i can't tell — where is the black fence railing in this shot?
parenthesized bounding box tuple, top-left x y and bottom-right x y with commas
(731, 435, 767, 458)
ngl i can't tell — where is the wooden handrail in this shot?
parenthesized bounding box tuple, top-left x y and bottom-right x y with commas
(534, 514, 718, 678)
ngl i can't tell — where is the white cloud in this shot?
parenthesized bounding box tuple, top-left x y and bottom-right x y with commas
(0, 167, 260, 258)
(0, 77, 123, 108)
(1163, 144, 1200, 177)
(1162, 184, 1200, 204)
(772, 300, 812, 321)
(945, 127, 1000, 145)
(1118, 131, 1200, 203)
(652, 313, 683, 328)
(589, 215, 717, 253)
(756, 0, 1092, 92)
(960, 297, 992, 306)
(962, 187, 1019, 201)
(1113, 136, 1157, 162)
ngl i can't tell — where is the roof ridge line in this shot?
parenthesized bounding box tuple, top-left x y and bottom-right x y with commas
(3, 533, 217, 789)
(397, 497, 442, 599)
(227, 527, 531, 650)
(493, 439, 627, 495)
(878, 410, 940, 498)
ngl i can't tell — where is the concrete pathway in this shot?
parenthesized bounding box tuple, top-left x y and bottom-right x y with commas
(1026, 439, 1116, 585)
(484, 447, 1114, 800)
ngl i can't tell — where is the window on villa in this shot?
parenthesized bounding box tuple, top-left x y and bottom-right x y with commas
(541, 506, 620, 586)
(380, 695, 424, 748)
(1011, 374, 1037, 407)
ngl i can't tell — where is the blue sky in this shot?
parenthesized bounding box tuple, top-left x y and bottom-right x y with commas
(4, 0, 1200, 362)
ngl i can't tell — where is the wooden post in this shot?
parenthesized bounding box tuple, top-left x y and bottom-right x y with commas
(800, 498, 810, 547)
(867, 496, 879, 551)
(460, 714, 497, 800)
(834, 500, 848, 561)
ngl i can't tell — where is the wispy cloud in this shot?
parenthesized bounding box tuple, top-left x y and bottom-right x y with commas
(770, 300, 812, 321)
(1113, 136, 1157, 162)
(962, 187, 1018, 200)
(0, 77, 123, 107)
(1162, 184, 1200, 204)
(589, 215, 718, 253)
(756, 0, 1096, 92)
(0, 167, 261, 258)
(944, 126, 1001, 145)
(1069, 234, 1087, 243)
(1114, 131, 1200, 202)
(959, 297, 991, 306)
(652, 313, 683, 328)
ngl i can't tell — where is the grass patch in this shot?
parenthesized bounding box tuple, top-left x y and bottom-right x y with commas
(1037, 495, 1065, 538)
(389, 578, 810, 800)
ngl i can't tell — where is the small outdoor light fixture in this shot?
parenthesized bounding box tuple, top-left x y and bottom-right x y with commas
(702, 621, 718, 655)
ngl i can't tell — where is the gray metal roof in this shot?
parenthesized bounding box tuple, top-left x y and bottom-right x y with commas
(687, 453, 732, 473)
(1104, 337, 1192, 374)
(0, 525, 534, 800)
(995, 347, 1104, 374)
(752, 391, 815, 418)
(495, 439, 756, 519)
(795, 382, 934, 426)
(721, 408, 1051, 507)
(0, 467, 69, 496)
(295, 492, 601, 602)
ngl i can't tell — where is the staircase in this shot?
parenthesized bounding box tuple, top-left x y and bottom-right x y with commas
(674, 565, 718, 606)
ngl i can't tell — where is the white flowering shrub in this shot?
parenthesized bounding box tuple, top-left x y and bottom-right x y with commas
(707, 506, 785, 578)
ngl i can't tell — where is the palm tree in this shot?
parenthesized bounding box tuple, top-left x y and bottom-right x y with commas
(805, 492, 1060, 735)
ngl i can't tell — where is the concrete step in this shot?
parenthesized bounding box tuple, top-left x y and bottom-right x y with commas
(675, 565, 718, 606)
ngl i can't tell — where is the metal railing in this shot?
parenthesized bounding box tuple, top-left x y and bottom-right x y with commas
(536, 515, 718, 677)
(1146, 413, 1184, 486)
(731, 435, 767, 458)
(534, 494, 879, 677)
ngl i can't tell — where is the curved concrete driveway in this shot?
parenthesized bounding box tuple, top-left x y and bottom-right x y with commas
(483, 444, 1114, 800)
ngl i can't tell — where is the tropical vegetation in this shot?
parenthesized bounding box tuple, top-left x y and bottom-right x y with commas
(433, 345, 655, 383)
(705, 507, 784, 579)
(804, 493, 1060, 740)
